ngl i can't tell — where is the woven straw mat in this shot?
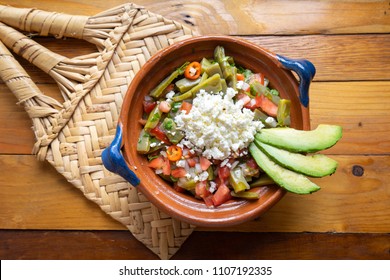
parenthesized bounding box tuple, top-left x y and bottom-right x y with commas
(0, 3, 198, 259)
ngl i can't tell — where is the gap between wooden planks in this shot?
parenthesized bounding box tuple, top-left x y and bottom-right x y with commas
(1, 154, 389, 233)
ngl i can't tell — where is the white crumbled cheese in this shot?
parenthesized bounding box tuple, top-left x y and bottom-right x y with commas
(209, 181, 217, 193)
(165, 90, 175, 101)
(265, 116, 277, 127)
(174, 88, 264, 160)
(160, 150, 167, 157)
(176, 160, 186, 168)
(189, 67, 197, 76)
(236, 80, 244, 89)
(199, 171, 209, 182)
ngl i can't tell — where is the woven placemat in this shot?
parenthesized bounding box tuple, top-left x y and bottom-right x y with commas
(0, 3, 197, 259)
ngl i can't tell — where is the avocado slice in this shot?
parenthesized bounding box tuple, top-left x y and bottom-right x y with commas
(249, 143, 320, 194)
(255, 140, 338, 177)
(255, 124, 342, 153)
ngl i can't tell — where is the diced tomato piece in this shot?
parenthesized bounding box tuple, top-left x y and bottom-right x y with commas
(186, 157, 197, 167)
(199, 156, 212, 171)
(171, 167, 187, 178)
(174, 184, 187, 193)
(162, 157, 171, 176)
(162, 83, 175, 96)
(218, 165, 230, 180)
(236, 93, 251, 106)
(148, 156, 165, 169)
(246, 157, 259, 169)
(195, 181, 212, 198)
(244, 98, 259, 110)
(183, 148, 195, 159)
(259, 95, 278, 117)
(150, 125, 171, 144)
(202, 195, 214, 207)
(180, 101, 192, 114)
(244, 157, 260, 177)
(143, 100, 156, 114)
(236, 73, 245, 81)
(212, 183, 232, 207)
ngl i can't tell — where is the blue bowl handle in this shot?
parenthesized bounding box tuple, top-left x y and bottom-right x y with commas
(276, 55, 316, 108)
(102, 122, 140, 186)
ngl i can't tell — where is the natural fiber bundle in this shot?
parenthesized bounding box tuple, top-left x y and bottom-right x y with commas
(0, 3, 196, 259)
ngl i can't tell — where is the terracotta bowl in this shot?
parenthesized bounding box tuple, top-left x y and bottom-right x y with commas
(102, 36, 315, 227)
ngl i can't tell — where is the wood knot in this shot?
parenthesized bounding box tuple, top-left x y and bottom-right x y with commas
(352, 165, 364, 177)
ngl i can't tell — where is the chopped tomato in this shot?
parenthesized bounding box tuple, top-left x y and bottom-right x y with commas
(171, 167, 187, 178)
(143, 100, 156, 114)
(246, 157, 259, 169)
(162, 157, 171, 176)
(236, 73, 245, 81)
(236, 93, 251, 106)
(183, 148, 195, 159)
(184, 61, 201, 80)
(150, 125, 171, 144)
(186, 157, 197, 167)
(202, 195, 214, 207)
(244, 97, 260, 110)
(199, 157, 211, 171)
(212, 183, 232, 207)
(218, 165, 230, 180)
(195, 181, 211, 198)
(162, 83, 175, 96)
(148, 156, 164, 169)
(244, 157, 260, 177)
(180, 101, 192, 114)
(166, 145, 183, 161)
(259, 95, 278, 117)
(173, 183, 186, 193)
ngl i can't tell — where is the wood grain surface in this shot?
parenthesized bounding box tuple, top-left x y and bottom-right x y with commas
(1, 230, 389, 260)
(0, 0, 389, 260)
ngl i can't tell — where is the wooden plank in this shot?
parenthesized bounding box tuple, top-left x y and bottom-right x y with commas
(0, 155, 124, 230)
(2, 81, 389, 155)
(4, 0, 390, 35)
(0, 84, 59, 154)
(213, 155, 390, 233)
(1, 154, 389, 233)
(2, 34, 389, 84)
(244, 34, 390, 82)
(310, 81, 390, 155)
(0, 230, 389, 260)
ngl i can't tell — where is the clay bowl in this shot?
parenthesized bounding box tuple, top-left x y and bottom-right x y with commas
(103, 35, 315, 227)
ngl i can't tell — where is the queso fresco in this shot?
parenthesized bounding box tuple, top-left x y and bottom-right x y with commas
(136, 45, 291, 207)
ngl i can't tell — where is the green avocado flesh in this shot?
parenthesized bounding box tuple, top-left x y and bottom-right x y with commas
(249, 143, 321, 194)
(255, 124, 342, 153)
(255, 140, 338, 177)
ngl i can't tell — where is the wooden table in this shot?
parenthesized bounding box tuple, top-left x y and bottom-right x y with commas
(1, 0, 389, 260)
